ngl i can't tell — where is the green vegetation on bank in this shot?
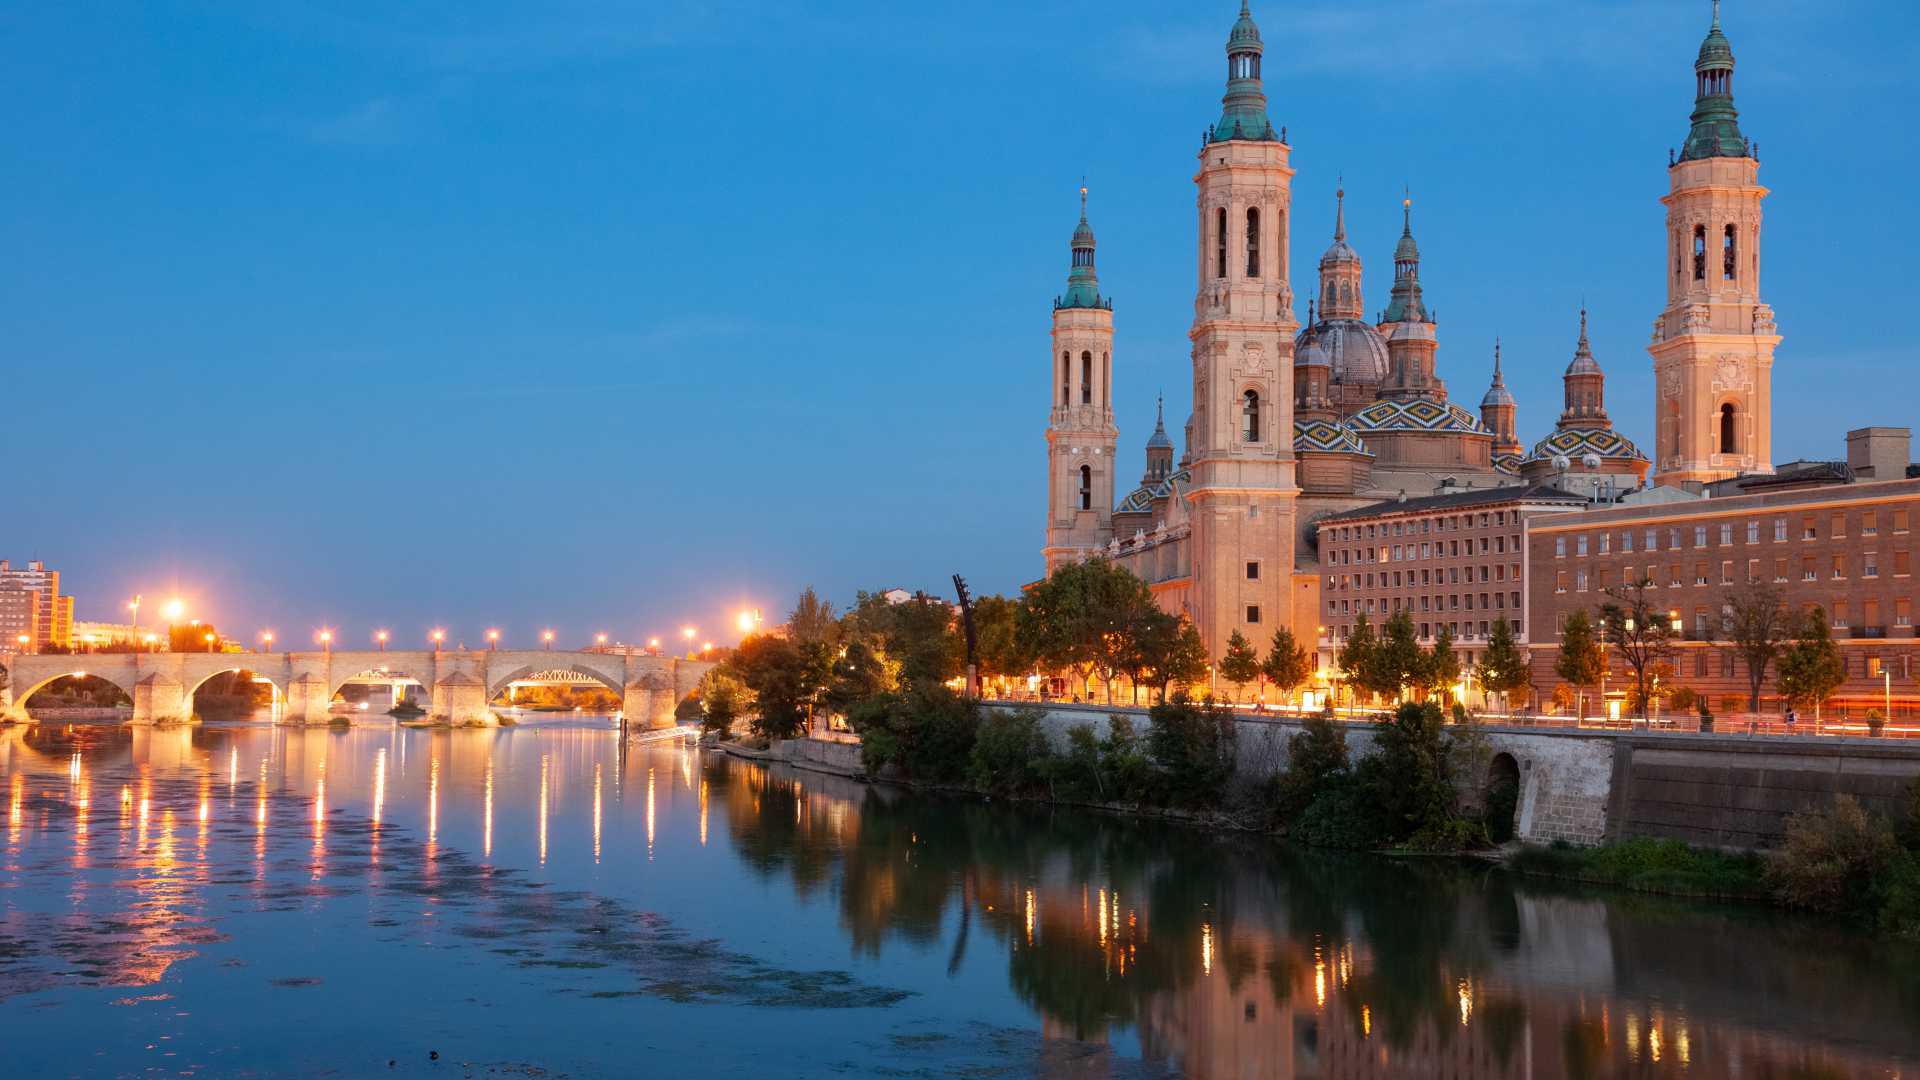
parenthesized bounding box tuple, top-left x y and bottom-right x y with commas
(1508, 780, 1920, 937)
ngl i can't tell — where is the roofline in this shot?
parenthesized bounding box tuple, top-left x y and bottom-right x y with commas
(1527, 475, 1920, 533)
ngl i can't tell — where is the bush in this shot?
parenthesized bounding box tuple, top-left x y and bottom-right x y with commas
(1367, 701, 1462, 844)
(968, 708, 1052, 796)
(1145, 696, 1237, 807)
(1293, 773, 1389, 849)
(1047, 716, 1154, 805)
(1880, 854, 1920, 939)
(1903, 777, 1920, 853)
(849, 686, 980, 784)
(1766, 795, 1901, 915)
(1270, 710, 1349, 824)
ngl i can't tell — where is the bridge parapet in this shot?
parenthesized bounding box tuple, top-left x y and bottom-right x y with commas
(1, 650, 717, 728)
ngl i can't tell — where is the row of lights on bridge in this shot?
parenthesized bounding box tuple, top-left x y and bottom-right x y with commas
(31, 595, 766, 657)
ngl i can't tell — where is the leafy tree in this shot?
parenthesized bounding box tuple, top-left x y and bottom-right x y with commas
(1271, 708, 1348, 822)
(1721, 580, 1792, 712)
(698, 670, 750, 739)
(1554, 610, 1605, 718)
(1368, 610, 1424, 701)
(1778, 606, 1846, 722)
(971, 594, 1029, 689)
(1122, 609, 1180, 704)
(849, 685, 979, 783)
(1016, 558, 1155, 700)
(1598, 578, 1679, 719)
(1424, 625, 1461, 700)
(1155, 618, 1210, 703)
(1336, 613, 1377, 704)
(1218, 630, 1260, 703)
(726, 634, 814, 741)
(822, 637, 896, 719)
(1476, 618, 1531, 712)
(786, 586, 839, 647)
(843, 590, 963, 692)
(170, 623, 225, 652)
(1145, 696, 1236, 807)
(1366, 700, 1478, 848)
(967, 707, 1052, 796)
(1262, 627, 1312, 707)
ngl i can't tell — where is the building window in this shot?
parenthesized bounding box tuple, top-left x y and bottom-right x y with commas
(1774, 518, 1787, 542)
(1864, 552, 1879, 579)
(1694, 525, 1707, 548)
(1078, 465, 1092, 511)
(1216, 207, 1228, 280)
(1599, 532, 1611, 555)
(1831, 554, 1847, 580)
(1774, 557, 1788, 582)
(1801, 556, 1816, 581)
(1620, 532, 1632, 553)
(1246, 561, 1260, 580)
(1242, 390, 1260, 442)
(1747, 521, 1760, 544)
(1061, 352, 1070, 404)
(1246, 605, 1261, 624)
(1896, 597, 1912, 627)
(1245, 207, 1261, 277)
(1646, 529, 1659, 551)
(1720, 524, 1733, 546)
(1575, 571, 1588, 592)
(1833, 602, 1849, 629)
(1864, 511, 1878, 536)
(1721, 560, 1734, 584)
(1895, 550, 1911, 577)
(1695, 563, 1709, 586)
(1802, 517, 1817, 540)
(1895, 509, 1911, 534)
(1723, 223, 1738, 281)
(1693, 224, 1707, 281)
(1575, 535, 1588, 557)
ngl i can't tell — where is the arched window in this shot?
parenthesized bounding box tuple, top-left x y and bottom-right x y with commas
(1692, 225, 1707, 281)
(1722, 224, 1737, 281)
(1061, 352, 1070, 404)
(1216, 208, 1228, 280)
(1242, 390, 1261, 442)
(1324, 281, 1335, 305)
(1720, 403, 1738, 453)
(1078, 465, 1092, 510)
(1339, 280, 1352, 302)
(1245, 208, 1261, 278)
(1101, 352, 1109, 407)
(1081, 352, 1092, 404)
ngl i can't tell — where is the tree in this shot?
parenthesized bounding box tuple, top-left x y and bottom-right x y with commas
(1156, 618, 1210, 703)
(1722, 580, 1792, 713)
(1554, 611, 1605, 719)
(1335, 613, 1376, 705)
(785, 586, 839, 647)
(1368, 610, 1424, 702)
(1598, 578, 1678, 720)
(726, 634, 815, 741)
(1778, 606, 1846, 723)
(698, 670, 750, 739)
(822, 637, 896, 718)
(844, 590, 963, 693)
(1424, 625, 1461, 701)
(170, 623, 225, 653)
(1218, 630, 1260, 704)
(971, 594, 1029, 691)
(1262, 627, 1312, 708)
(1016, 559, 1156, 701)
(1123, 609, 1181, 705)
(1476, 618, 1531, 713)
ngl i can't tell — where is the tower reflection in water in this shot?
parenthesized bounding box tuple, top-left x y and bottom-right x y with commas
(0, 721, 1915, 1078)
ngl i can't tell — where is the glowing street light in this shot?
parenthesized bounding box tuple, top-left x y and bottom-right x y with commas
(736, 610, 762, 635)
(595, 633, 608, 647)
(259, 631, 274, 653)
(375, 630, 389, 652)
(647, 637, 661, 653)
(319, 629, 333, 655)
(128, 595, 142, 644)
(431, 629, 446, 654)
(701, 641, 713, 655)
(203, 632, 217, 654)
(16, 633, 30, 653)
(163, 598, 185, 624)
(542, 629, 555, 650)
(143, 633, 158, 651)
(486, 628, 500, 651)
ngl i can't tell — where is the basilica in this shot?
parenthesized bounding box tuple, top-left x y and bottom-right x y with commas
(1042, 2, 1778, 662)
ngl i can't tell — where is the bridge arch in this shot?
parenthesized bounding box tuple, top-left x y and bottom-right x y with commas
(1485, 752, 1522, 844)
(10, 668, 138, 713)
(326, 667, 434, 712)
(486, 661, 629, 703)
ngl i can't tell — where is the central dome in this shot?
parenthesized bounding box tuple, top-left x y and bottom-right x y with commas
(1295, 319, 1389, 386)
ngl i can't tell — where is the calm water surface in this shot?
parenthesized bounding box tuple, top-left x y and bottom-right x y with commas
(2, 718, 1917, 1078)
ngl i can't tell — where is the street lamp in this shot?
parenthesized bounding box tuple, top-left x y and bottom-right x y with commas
(128, 595, 142, 645)
(259, 631, 273, 653)
(595, 632, 608, 648)
(682, 626, 697, 659)
(701, 641, 713, 655)
(542, 630, 555, 650)
(14, 633, 28, 654)
(319, 630, 332, 655)
(203, 632, 216, 654)
(143, 633, 158, 651)
(163, 598, 184, 624)
(486, 628, 500, 651)
(375, 630, 388, 652)
(431, 629, 445, 654)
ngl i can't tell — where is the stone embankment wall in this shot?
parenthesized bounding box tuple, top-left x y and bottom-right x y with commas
(993, 704, 1920, 851)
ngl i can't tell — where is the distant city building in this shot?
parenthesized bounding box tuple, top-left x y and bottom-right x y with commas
(0, 560, 73, 652)
(71, 621, 145, 649)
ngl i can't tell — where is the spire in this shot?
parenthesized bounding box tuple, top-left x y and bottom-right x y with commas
(1146, 394, 1174, 449)
(1333, 180, 1346, 241)
(1211, 2, 1276, 143)
(1481, 338, 1516, 408)
(1679, 0, 1747, 162)
(1383, 190, 1428, 324)
(1562, 306, 1608, 425)
(1058, 183, 1107, 310)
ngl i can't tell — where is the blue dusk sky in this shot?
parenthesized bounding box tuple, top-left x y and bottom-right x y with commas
(2, 1, 1914, 648)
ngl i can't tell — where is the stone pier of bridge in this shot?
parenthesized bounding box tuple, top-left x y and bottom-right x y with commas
(0, 650, 714, 729)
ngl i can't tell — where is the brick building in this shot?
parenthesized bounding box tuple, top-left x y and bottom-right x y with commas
(1527, 455, 1919, 716)
(1313, 484, 1589, 672)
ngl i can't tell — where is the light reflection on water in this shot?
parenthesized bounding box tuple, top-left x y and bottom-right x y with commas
(0, 719, 1916, 1078)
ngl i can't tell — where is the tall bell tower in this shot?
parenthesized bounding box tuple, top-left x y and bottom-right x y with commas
(1186, 1, 1298, 660)
(1650, 2, 1778, 488)
(1044, 188, 1118, 572)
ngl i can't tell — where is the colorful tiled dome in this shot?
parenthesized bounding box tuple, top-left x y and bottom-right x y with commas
(1295, 418, 1373, 457)
(1348, 397, 1490, 436)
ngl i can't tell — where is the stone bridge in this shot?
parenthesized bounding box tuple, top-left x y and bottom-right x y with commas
(0, 650, 714, 728)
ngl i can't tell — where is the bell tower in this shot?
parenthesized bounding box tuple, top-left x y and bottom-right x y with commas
(1044, 187, 1118, 572)
(1186, 1, 1298, 661)
(1650, 2, 1778, 488)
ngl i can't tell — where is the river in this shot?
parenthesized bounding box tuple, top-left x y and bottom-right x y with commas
(1, 718, 1915, 1077)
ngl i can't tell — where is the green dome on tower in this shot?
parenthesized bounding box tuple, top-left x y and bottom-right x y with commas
(1056, 186, 1110, 311)
(1211, 2, 1280, 144)
(1679, 1, 1749, 163)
